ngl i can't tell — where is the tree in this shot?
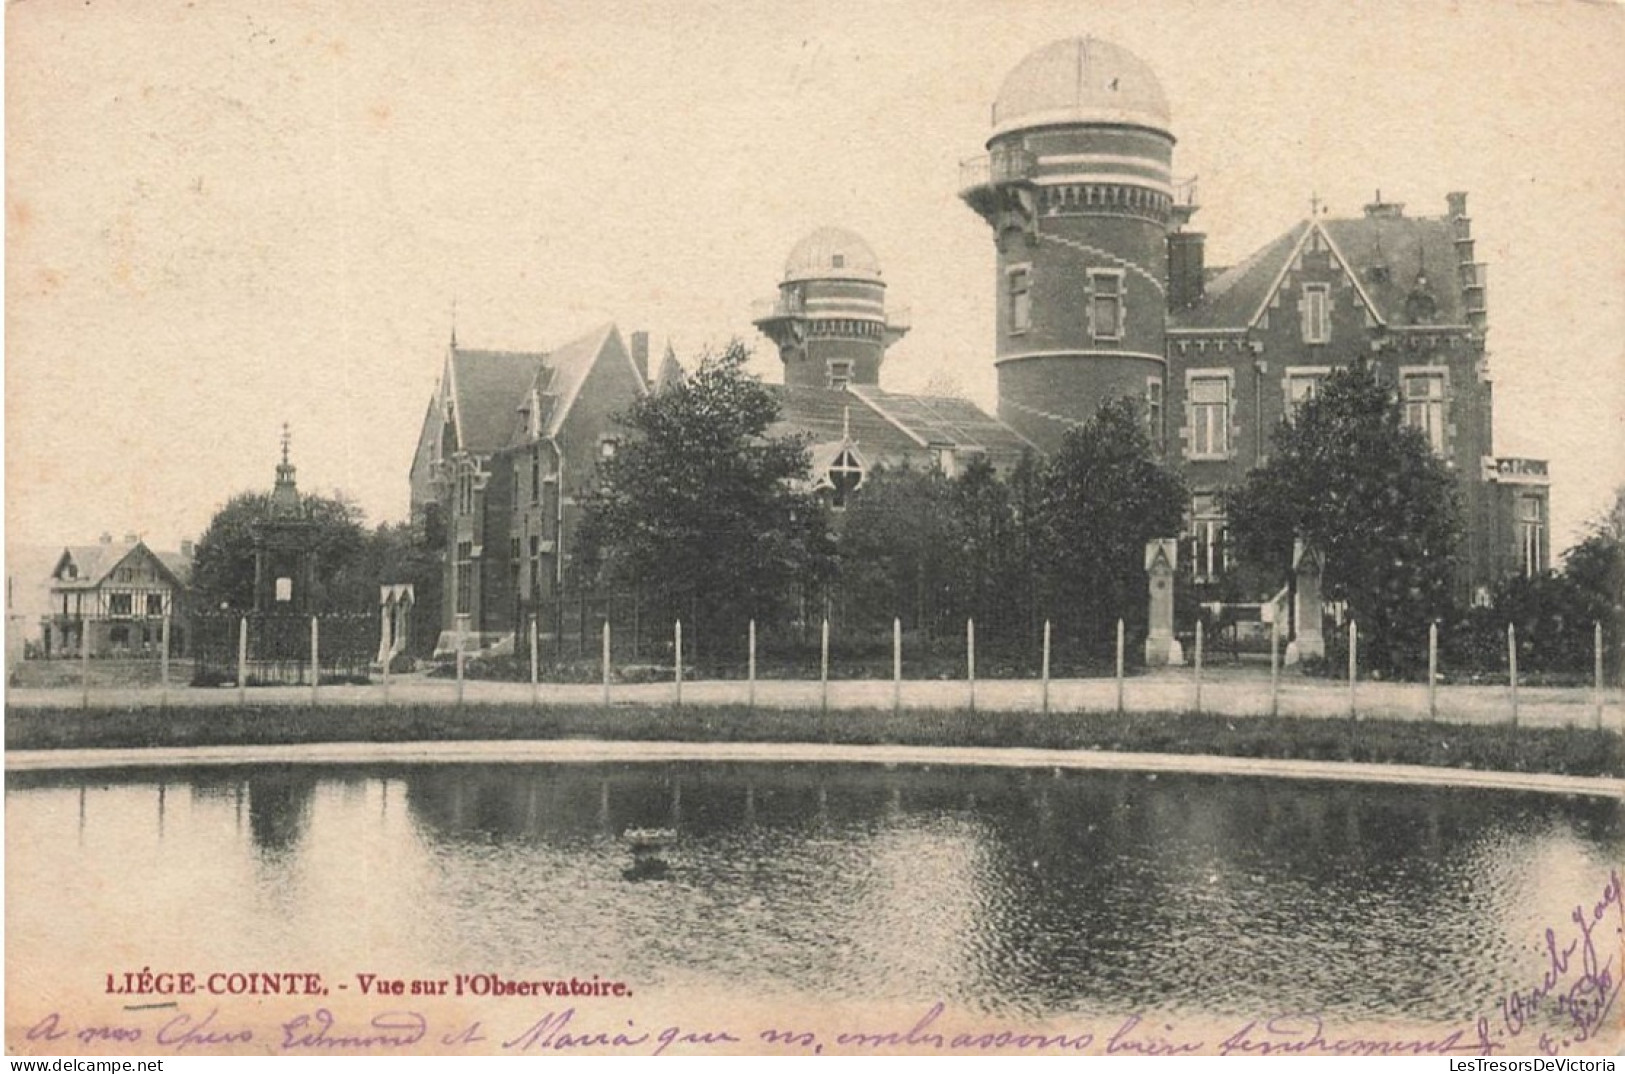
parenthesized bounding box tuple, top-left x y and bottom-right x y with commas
(1225, 361, 1463, 675)
(190, 491, 369, 613)
(1035, 398, 1188, 657)
(575, 341, 834, 656)
(833, 463, 960, 637)
(1559, 485, 1625, 683)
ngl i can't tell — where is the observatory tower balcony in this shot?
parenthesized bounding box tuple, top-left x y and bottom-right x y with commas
(959, 147, 1037, 220)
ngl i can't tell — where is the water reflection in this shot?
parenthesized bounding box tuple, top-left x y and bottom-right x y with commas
(7, 761, 1620, 1023)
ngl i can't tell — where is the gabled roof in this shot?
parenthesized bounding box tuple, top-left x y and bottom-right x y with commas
(50, 541, 189, 591)
(1173, 210, 1471, 331)
(447, 347, 547, 455)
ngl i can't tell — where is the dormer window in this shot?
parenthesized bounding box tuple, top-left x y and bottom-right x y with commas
(828, 448, 864, 509)
(599, 437, 619, 460)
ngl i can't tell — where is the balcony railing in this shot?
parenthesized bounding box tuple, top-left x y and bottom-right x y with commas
(886, 306, 912, 333)
(1487, 457, 1549, 484)
(750, 297, 801, 323)
(958, 147, 1038, 192)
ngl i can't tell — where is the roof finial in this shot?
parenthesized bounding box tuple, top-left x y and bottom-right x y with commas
(1309, 191, 1323, 218)
(843, 405, 851, 441)
(450, 296, 458, 348)
(280, 421, 291, 466)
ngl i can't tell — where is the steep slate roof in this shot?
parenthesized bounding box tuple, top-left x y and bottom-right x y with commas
(1172, 221, 1308, 330)
(448, 348, 546, 455)
(1173, 212, 1469, 331)
(1321, 215, 1467, 325)
(536, 323, 620, 440)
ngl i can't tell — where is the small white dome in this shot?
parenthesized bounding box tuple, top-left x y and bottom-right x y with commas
(784, 227, 883, 283)
(992, 37, 1170, 137)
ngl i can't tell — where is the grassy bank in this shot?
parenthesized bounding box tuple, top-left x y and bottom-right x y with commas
(6, 702, 1619, 779)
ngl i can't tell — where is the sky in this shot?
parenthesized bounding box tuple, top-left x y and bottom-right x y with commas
(6, 0, 1624, 559)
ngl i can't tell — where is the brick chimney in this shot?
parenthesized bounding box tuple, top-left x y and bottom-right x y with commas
(180, 539, 195, 560)
(1167, 231, 1206, 310)
(630, 331, 650, 385)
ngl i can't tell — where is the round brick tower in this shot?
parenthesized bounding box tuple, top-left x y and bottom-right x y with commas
(753, 227, 909, 390)
(961, 37, 1178, 452)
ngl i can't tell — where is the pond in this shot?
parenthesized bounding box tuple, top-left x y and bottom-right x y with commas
(6, 759, 1620, 1046)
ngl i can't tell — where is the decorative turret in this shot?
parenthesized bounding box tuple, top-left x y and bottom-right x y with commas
(753, 227, 910, 391)
(961, 37, 1182, 451)
(269, 422, 303, 519)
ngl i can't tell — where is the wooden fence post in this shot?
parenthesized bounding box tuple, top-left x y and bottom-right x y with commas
(1427, 620, 1438, 721)
(892, 618, 901, 717)
(602, 620, 611, 708)
(748, 619, 756, 712)
(309, 616, 319, 708)
(1347, 620, 1358, 719)
(1115, 618, 1125, 715)
(160, 614, 171, 703)
(531, 616, 540, 709)
(1596, 620, 1606, 731)
(237, 616, 248, 708)
(456, 623, 466, 709)
(820, 618, 830, 715)
(967, 618, 976, 714)
(1193, 618, 1204, 715)
(1269, 616, 1280, 718)
(1508, 622, 1519, 728)
(1041, 619, 1051, 716)
(80, 614, 91, 709)
(674, 620, 683, 709)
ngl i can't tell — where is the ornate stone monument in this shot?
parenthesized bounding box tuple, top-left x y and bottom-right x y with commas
(378, 584, 415, 665)
(1144, 538, 1184, 667)
(1285, 539, 1325, 665)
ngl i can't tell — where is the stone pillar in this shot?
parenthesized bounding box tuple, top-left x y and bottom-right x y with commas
(1286, 539, 1325, 665)
(1143, 539, 1184, 667)
(378, 593, 394, 665)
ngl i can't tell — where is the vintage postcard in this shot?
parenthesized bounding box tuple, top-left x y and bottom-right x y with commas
(6, 0, 1623, 1059)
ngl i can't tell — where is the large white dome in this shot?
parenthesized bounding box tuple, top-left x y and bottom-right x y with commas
(992, 37, 1170, 137)
(783, 227, 883, 283)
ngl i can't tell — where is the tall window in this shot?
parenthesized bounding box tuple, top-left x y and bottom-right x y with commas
(1089, 270, 1123, 341)
(828, 361, 853, 391)
(529, 536, 542, 598)
(530, 448, 541, 505)
(455, 541, 474, 615)
(1190, 494, 1228, 582)
(1189, 375, 1230, 458)
(1402, 372, 1447, 453)
(1007, 266, 1031, 335)
(1301, 284, 1330, 343)
(145, 593, 164, 617)
(108, 593, 132, 616)
(1519, 495, 1545, 577)
(1145, 377, 1164, 448)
